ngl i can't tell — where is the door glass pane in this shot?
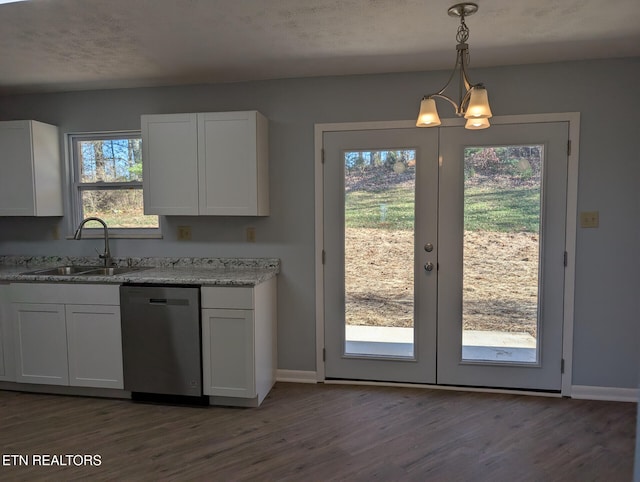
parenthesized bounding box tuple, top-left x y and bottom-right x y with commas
(344, 149, 416, 358)
(462, 145, 542, 363)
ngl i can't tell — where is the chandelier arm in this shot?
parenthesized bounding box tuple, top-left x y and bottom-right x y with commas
(458, 51, 466, 114)
(430, 93, 460, 111)
(459, 87, 474, 113)
(459, 50, 473, 91)
(435, 49, 464, 97)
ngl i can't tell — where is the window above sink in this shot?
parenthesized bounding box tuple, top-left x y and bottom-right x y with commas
(68, 131, 161, 239)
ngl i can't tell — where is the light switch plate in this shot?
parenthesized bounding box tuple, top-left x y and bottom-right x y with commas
(580, 211, 599, 228)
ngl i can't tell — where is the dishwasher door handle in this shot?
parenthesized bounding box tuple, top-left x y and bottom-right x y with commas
(147, 298, 190, 306)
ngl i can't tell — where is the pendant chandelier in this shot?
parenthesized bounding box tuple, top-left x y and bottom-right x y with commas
(416, 2, 492, 130)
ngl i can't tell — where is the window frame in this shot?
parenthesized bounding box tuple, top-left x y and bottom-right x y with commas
(68, 130, 161, 238)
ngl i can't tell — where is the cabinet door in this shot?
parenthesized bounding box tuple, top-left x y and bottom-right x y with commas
(13, 303, 68, 385)
(66, 305, 123, 389)
(0, 285, 15, 381)
(202, 308, 255, 398)
(0, 121, 36, 216)
(0, 120, 62, 217)
(142, 113, 199, 215)
(198, 111, 268, 215)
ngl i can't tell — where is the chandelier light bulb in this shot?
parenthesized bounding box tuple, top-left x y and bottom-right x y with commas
(464, 86, 493, 119)
(465, 117, 490, 129)
(416, 98, 442, 127)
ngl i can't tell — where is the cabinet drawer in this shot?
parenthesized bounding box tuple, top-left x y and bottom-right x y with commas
(201, 286, 253, 309)
(10, 283, 120, 305)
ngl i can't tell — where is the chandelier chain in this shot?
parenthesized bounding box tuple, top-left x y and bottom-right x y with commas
(456, 17, 470, 44)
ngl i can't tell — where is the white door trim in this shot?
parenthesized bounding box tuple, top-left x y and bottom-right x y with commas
(314, 113, 579, 396)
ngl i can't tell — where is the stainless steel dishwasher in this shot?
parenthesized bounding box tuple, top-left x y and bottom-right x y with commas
(120, 285, 203, 401)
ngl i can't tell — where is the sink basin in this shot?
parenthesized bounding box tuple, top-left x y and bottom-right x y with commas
(22, 265, 103, 276)
(81, 267, 149, 276)
(21, 265, 150, 276)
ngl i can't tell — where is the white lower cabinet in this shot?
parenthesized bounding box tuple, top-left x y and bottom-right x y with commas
(0, 284, 15, 382)
(66, 304, 123, 389)
(10, 283, 123, 389)
(202, 308, 255, 398)
(13, 303, 68, 385)
(201, 278, 277, 406)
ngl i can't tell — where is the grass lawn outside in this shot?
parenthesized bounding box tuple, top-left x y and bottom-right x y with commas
(345, 182, 540, 234)
(81, 208, 158, 228)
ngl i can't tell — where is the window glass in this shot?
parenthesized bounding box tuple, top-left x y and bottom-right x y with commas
(78, 138, 142, 183)
(71, 133, 159, 233)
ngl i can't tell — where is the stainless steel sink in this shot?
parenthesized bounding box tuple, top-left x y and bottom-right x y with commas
(21, 265, 150, 276)
(22, 265, 103, 276)
(81, 267, 149, 276)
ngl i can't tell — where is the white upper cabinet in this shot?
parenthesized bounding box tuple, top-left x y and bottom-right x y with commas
(198, 112, 269, 216)
(142, 113, 199, 215)
(142, 111, 269, 216)
(0, 120, 63, 216)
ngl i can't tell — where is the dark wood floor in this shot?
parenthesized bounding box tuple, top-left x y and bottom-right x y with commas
(0, 382, 635, 481)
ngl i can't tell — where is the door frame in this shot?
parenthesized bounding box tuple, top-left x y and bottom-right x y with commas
(314, 113, 580, 397)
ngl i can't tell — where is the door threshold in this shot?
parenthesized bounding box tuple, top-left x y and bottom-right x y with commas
(323, 378, 563, 398)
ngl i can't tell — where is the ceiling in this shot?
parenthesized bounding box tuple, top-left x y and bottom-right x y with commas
(0, 0, 639, 94)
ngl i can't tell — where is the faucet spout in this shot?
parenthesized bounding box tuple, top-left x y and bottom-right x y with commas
(74, 217, 112, 267)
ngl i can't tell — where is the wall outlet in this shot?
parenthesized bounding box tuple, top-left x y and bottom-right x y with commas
(177, 225, 192, 241)
(580, 211, 599, 228)
(246, 227, 256, 243)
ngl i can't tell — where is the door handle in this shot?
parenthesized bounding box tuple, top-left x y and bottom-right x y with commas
(424, 262, 434, 272)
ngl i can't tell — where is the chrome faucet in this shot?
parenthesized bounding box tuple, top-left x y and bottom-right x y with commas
(73, 217, 113, 267)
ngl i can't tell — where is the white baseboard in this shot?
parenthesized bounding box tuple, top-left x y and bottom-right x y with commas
(276, 370, 318, 384)
(325, 379, 561, 397)
(571, 385, 638, 402)
(273, 376, 639, 402)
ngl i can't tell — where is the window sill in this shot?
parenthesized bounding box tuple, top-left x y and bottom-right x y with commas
(65, 233, 163, 240)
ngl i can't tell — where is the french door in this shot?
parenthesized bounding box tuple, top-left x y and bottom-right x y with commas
(323, 121, 569, 391)
(438, 122, 568, 390)
(324, 128, 439, 383)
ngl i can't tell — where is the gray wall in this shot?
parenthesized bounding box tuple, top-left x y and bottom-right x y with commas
(0, 57, 638, 388)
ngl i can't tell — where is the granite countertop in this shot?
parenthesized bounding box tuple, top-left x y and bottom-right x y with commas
(0, 256, 280, 287)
